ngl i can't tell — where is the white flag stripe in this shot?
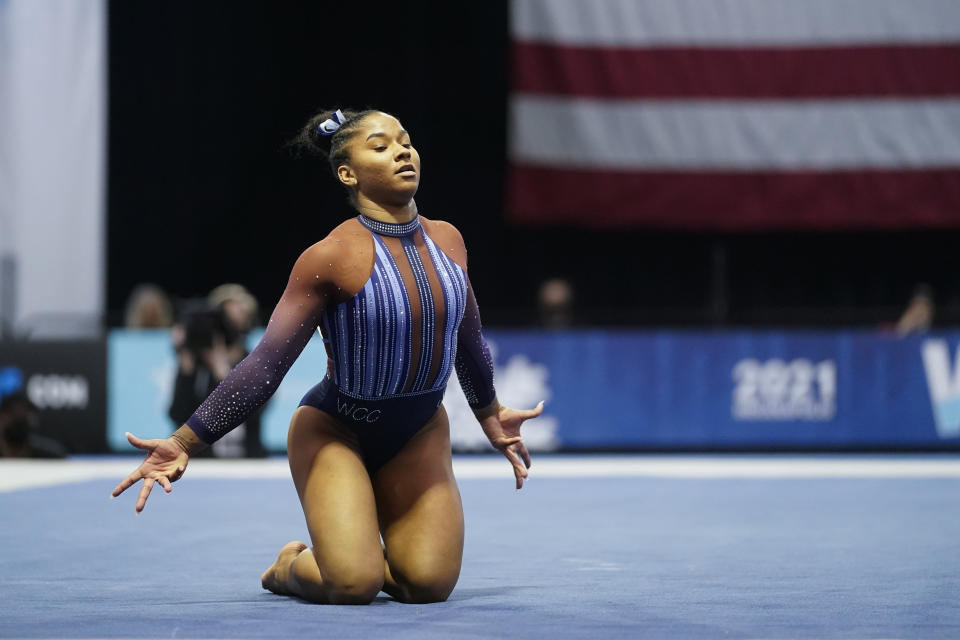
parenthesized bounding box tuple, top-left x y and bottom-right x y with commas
(512, 0, 960, 47)
(510, 96, 960, 171)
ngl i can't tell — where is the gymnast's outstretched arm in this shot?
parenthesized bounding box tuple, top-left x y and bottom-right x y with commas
(455, 277, 543, 489)
(111, 236, 354, 512)
(425, 217, 544, 489)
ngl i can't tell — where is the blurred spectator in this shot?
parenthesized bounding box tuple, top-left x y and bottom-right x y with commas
(124, 283, 174, 328)
(537, 277, 575, 329)
(168, 286, 267, 458)
(896, 284, 935, 336)
(0, 392, 67, 458)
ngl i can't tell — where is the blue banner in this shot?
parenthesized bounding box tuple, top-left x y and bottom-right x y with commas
(480, 330, 960, 449)
(106, 329, 960, 453)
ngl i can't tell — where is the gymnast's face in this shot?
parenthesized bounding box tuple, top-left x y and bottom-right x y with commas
(338, 112, 421, 206)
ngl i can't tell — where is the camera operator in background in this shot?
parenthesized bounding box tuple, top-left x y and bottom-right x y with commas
(169, 284, 267, 457)
(208, 283, 260, 371)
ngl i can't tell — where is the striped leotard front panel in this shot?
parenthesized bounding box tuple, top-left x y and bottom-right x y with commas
(321, 219, 467, 399)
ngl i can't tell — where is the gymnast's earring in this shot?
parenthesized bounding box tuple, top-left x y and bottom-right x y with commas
(318, 109, 348, 136)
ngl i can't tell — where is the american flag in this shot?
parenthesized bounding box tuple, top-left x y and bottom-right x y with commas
(507, 0, 960, 229)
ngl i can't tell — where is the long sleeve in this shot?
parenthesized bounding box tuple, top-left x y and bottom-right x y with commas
(169, 366, 210, 426)
(454, 276, 497, 413)
(185, 248, 332, 444)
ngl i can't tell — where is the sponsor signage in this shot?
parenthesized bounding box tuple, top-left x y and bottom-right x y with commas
(105, 329, 960, 453)
(475, 331, 959, 450)
(920, 339, 960, 439)
(0, 340, 107, 453)
(731, 358, 837, 421)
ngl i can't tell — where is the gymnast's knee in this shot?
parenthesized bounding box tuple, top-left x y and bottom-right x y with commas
(320, 571, 384, 605)
(391, 574, 457, 604)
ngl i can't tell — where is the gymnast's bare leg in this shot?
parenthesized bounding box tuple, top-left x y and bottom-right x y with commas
(374, 404, 464, 603)
(261, 406, 384, 604)
(260, 404, 464, 604)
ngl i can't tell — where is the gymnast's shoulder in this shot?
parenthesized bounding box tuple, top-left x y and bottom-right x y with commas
(289, 217, 372, 293)
(421, 216, 467, 268)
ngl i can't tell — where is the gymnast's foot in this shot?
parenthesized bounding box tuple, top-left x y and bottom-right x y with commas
(261, 541, 308, 595)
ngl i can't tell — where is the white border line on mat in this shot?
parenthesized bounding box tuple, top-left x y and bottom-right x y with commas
(2, 455, 960, 493)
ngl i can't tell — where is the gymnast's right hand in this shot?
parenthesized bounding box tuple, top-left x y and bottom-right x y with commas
(110, 432, 189, 513)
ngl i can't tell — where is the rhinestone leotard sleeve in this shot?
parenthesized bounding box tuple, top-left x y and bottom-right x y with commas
(185, 248, 332, 444)
(454, 276, 496, 411)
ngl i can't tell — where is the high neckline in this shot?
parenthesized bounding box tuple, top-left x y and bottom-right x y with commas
(357, 214, 421, 237)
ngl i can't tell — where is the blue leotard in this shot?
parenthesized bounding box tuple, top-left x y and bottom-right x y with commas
(185, 213, 496, 471)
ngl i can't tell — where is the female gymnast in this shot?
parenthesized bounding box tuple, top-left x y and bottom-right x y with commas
(111, 108, 543, 605)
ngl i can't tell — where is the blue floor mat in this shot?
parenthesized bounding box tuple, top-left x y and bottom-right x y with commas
(1, 465, 958, 639)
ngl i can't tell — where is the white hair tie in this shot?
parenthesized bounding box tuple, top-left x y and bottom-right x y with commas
(317, 109, 348, 136)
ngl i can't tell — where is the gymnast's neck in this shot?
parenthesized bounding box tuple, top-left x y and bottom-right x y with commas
(354, 195, 418, 225)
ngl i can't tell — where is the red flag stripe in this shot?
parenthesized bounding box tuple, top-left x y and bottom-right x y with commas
(507, 165, 960, 230)
(513, 42, 960, 99)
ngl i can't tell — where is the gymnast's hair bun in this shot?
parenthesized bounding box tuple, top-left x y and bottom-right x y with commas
(291, 107, 377, 159)
(288, 107, 385, 206)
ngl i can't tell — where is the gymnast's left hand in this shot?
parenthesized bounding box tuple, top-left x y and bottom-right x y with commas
(110, 432, 189, 513)
(478, 401, 544, 490)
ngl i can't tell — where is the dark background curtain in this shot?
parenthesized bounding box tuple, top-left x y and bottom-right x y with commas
(107, 2, 960, 328)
